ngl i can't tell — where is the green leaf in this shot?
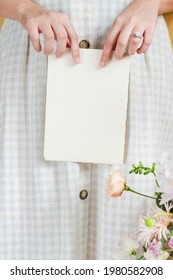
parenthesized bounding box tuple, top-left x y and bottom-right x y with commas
(143, 246, 147, 252)
(152, 163, 156, 170)
(155, 192, 162, 196)
(156, 193, 166, 211)
(168, 225, 173, 231)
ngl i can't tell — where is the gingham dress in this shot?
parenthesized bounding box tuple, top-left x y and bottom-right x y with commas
(0, 0, 173, 260)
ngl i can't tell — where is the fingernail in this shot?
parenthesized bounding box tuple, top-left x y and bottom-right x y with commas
(56, 53, 63, 58)
(115, 55, 121, 60)
(100, 60, 105, 67)
(75, 56, 80, 64)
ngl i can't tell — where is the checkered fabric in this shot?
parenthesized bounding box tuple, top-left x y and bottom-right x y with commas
(0, 0, 173, 260)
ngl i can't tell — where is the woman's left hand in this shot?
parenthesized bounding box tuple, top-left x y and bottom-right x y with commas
(100, 0, 160, 67)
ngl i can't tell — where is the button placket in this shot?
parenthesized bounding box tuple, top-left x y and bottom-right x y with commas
(79, 40, 90, 49)
(79, 190, 88, 200)
(77, 0, 94, 50)
(79, 163, 92, 201)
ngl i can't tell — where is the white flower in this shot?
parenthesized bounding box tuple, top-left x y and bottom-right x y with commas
(144, 251, 169, 260)
(113, 235, 140, 260)
(157, 152, 173, 204)
(138, 206, 171, 246)
(159, 251, 169, 260)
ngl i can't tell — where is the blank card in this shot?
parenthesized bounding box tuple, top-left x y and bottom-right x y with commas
(44, 49, 130, 164)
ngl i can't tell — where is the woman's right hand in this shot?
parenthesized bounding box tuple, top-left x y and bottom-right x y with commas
(20, 3, 80, 63)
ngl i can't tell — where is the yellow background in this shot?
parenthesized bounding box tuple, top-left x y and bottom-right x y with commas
(0, 14, 173, 47)
(0, 17, 4, 27)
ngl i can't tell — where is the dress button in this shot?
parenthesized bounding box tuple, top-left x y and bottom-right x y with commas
(79, 40, 90, 49)
(79, 190, 88, 200)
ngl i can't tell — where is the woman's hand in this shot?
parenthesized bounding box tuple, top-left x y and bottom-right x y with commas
(20, 2, 80, 63)
(100, 0, 160, 67)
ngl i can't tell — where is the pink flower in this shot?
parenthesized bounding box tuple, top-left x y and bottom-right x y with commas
(106, 171, 126, 198)
(146, 241, 161, 258)
(168, 238, 173, 249)
(138, 206, 171, 246)
(144, 240, 169, 260)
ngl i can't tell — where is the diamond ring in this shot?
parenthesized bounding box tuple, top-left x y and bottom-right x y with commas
(130, 32, 143, 40)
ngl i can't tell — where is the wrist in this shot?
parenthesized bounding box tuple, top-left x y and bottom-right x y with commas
(16, 0, 47, 23)
(132, 0, 160, 13)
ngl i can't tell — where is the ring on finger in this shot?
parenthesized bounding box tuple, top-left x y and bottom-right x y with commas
(130, 32, 143, 40)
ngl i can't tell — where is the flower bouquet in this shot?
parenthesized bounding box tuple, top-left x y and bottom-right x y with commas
(106, 152, 173, 260)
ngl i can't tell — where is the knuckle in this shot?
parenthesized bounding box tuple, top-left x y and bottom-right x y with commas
(30, 35, 38, 42)
(27, 17, 35, 26)
(48, 11, 67, 23)
(25, 18, 36, 31)
(106, 36, 114, 46)
(58, 33, 67, 40)
(47, 11, 57, 19)
(129, 16, 137, 25)
(115, 16, 123, 26)
(45, 32, 54, 40)
(117, 40, 126, 48)
(150, 20, 156, 27)
(71, 34, 78, 42)
(59, 12, 69, 22)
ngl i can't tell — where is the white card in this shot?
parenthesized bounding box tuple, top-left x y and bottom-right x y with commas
(44, 49, 130, 164)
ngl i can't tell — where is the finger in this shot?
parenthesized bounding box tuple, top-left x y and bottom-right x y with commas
(28, 24, 41, 52)
(137, 26, 155, 54)
(41, 25, 55, 55)
(64, 21, 80, 64)
(53, 26, 68, 58)
(100, 29, 120, 67)
(128, 29, 144, 55)
(100, 17, 125, 67)
(114, 24, 134, 60)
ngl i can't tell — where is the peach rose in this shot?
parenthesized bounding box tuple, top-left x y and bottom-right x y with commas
(106, 171, 126, 198)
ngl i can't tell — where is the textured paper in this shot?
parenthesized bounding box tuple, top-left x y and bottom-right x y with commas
(44, 49, 130, 164)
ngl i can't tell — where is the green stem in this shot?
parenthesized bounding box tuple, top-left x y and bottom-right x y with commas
(155, 179, 160, 188)
(137, 255, 145, 260)
(153, 171, 160, 188)
(125, 186, 156, 200)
